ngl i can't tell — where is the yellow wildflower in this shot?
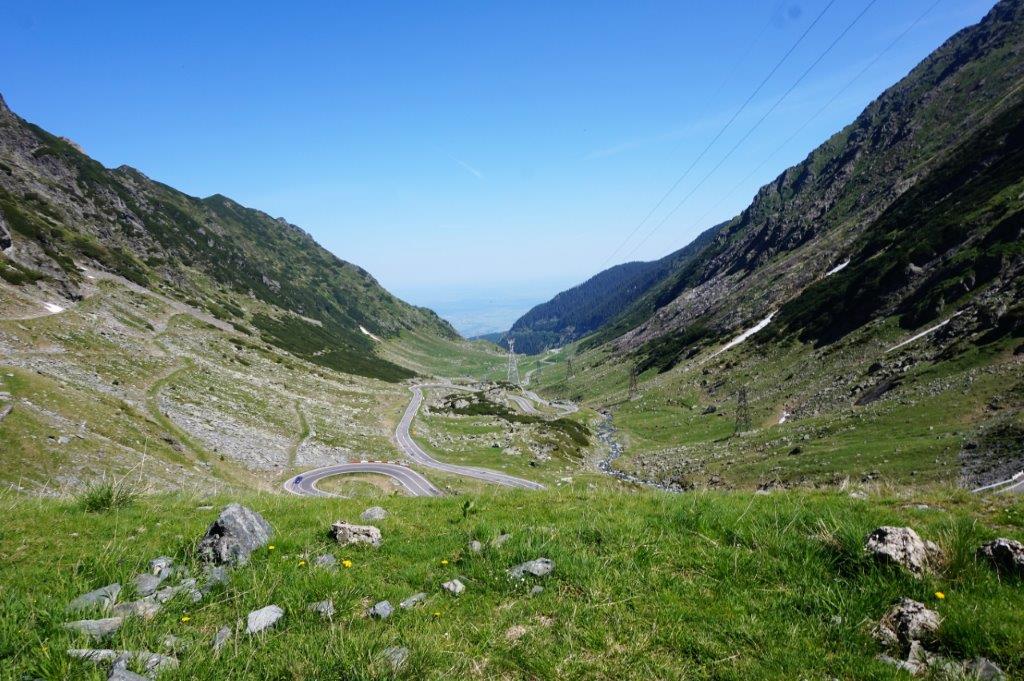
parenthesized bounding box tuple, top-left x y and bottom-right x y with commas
(180, 615, 191, 623)
(298, 559, 307, 566)
(441, 559, 449, 566)
(342, 559, 353, 569)
(935, 591, 945, 600)
(268, 545, 276, 551)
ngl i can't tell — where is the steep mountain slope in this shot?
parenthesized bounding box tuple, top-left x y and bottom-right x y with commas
(0, 96, 456, 381)
(505, 223, 721, 354)
(595, 0, 1024, 371)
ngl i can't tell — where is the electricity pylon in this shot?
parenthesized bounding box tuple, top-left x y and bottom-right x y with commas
(628, 363, 638, 400)
(506, 338, 520, 385)
(734, 387, 750, 434)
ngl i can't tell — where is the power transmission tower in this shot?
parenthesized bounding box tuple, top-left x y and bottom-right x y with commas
(506, 339, 520, 386)
(628, 364, 638, 400)
(566, 357, 574, 381)
(734, 387, 750, 434)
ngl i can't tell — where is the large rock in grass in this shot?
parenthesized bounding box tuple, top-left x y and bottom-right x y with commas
(874, 598, 941, 652)
(67, 649, 178, 674)
(977, 538, 1024, 577)
(508, 558, 554, 579)
(67, 584, 121, 613)
(865, 527, 941, 576)
(360, 506, 388, 521)
(246, 605, 284, 634)
(197, 504, 272, 565)
(330, 521, 381, 547)
(64, 617, 123, 640)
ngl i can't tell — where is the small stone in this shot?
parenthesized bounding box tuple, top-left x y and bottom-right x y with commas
(849, 491, 868, 500)
(977, 538, 1024, 577)
(68, 584, 121, 613)
(442, 579, 465, 596)
(874, 598, 941, 651)
(308, 599, 335, 619)
(382, 646, 409, 671)
(509, 558, 554, 579)
(212, 626, 232, 652)
(330, 521, 382, 547)
(67, 648, 175, 672)
(368, 600, 393, 619)
(111, 599, 161, 620)
(108, 668, 148, 681)
(963, 657, 1006, 680)
(399, 592, 427, 609)
(360, 506, 388, 521)
(149, 556, 174, 576)
(865, 527, 940, 576)
(246, 605, 284, 634)
(64, 617, 123, 640)
(161, 635, 180, 652)
(492, 533, 511, 548)
(467, 540, 483, 554)
(134, 573, 163, 597)
(197, 504, 273, 565)
(530, 585, 544, 597)
(505, 624, 528, 642)
(313, 554, 337, 569)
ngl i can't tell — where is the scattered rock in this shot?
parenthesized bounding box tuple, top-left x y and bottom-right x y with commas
(865, 527, 941, 576)
(202, 566, 229, 594)
(530, 585, 544, 597)
(64, 617, 123, 640)
(849, 490, 868, 500)
(505, 624, 528, 642)
(702, 405, 717, 415)
(68, 584, 121, 613)
(197, 504, 273, 565)
(212, 626, 232, 652)
(492, 533, 511, 548)
(68, 649, 179, 674)
(467, 540, 483, 554)
(246, 605, 284, 634)
(976, 538, 1024, 577)
(368, 600, 393, 620)
(875, 598, 941, 652)
(964, 657, 1006, 680)
(313, 554, 337, 569)
(160, 635, 180, 653)
(108, 668, 148, 681)
(442, 579, 465, 596)
(382, 646, 409, 671)
(360, 506, 388, 521)
(399, 592, 427, 609)
(330, 521, 382, 547)
(134, 573, 163, 597)
(111, 599, 161, 620)
(509, 558, 554, 579)
(148, 556, 173, 576)
(308, 599, 334, 619)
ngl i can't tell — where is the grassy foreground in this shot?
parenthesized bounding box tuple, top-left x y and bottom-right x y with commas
(1, 488, 1022, 679)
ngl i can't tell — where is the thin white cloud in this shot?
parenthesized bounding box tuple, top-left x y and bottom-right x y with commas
(451, 155, 484, 179)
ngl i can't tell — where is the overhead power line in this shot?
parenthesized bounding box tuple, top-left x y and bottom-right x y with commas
(675, 0, 943, 239)
(622, 0, 879, 261)
(599, 0, 839, 269)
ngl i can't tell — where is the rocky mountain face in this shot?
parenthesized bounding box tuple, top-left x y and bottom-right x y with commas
(0, 95, 456, 380)
(595, 0, 1024, 370)
(505, 223, 722, 355)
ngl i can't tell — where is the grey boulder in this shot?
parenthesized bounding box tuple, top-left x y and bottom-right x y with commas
(368, 600, 393, 619)
(399, 592, 427, 609)
(874, 598, 941, 651)
(111, 598, 161, 621)
(68, 584, 121, 613)
(148, 556, 173, 576)
(308, 599, 335, 619)
(64, 617, 123, 640)
(67, 648, 178, 674)
(360, 506, 388, 521)
(330, 521, 382, 547)
(246, 605, 284, 634)
(442, 579, 465, 596)
(134, 573, 163, 597)
(382, 646, 409, 671)
(212, 626, 232, 652)
(865, 527, 941, 576)
(197, 504, 273, 565)
(313, 554, 337, 569)
(509, 558, 554, 579)
(977, 538, 1024, 577)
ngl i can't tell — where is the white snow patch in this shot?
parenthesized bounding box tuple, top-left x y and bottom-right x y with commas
(778, 410, 790, 425)
(359, 325, 381, 342)
(825, 259, 850, 277)
(886, 311, 963, 353)
(43, 302, 65, 314)
(707, 312, 776, 360)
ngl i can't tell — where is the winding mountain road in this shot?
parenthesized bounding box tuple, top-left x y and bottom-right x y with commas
(287, 382, 546, 497)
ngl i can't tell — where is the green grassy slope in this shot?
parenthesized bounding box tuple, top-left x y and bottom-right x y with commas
(2, 489, 1021, 679)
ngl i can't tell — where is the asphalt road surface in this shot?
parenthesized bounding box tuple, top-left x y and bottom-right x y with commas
(288, 382, 545, 497)
(283, 461, 442, 497)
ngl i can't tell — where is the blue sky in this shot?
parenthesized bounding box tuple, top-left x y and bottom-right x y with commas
(2, 1, 995, 333)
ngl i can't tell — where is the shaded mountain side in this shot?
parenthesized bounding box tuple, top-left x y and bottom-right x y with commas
(506, 222, 722, 355)
(0, 94, 456, 381)
(594, 0, 1024, 369)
